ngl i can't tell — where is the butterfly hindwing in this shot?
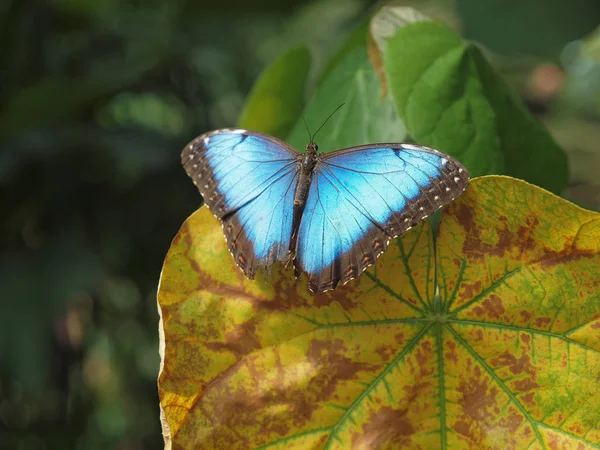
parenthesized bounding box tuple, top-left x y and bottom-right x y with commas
(295, 144, 469, 293)
(182, 129, 301, 278)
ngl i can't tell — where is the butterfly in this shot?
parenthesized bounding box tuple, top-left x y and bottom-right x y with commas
(182, 128, 469, 294)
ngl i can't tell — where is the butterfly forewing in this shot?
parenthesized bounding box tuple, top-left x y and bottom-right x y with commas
(182, 129, 301, 279)
(294, 144, 469, 293)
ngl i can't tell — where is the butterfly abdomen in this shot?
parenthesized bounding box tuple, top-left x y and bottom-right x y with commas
(289, 152, 317, 261)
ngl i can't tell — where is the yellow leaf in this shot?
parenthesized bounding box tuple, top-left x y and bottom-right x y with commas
(158, 175, 600, 449)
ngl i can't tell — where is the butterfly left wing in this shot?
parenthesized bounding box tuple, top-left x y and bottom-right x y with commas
(182, 129, 301, 279)
(294, 144, 469, 293)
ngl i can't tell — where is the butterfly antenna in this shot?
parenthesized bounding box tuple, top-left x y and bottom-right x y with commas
(302, 115, 313, 143)
(312, 103, 345, 141)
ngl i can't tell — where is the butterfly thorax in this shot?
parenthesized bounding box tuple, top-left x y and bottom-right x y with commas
(295, 147, 318, 206)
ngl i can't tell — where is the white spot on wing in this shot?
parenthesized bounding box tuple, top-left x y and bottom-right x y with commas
(203, 137, 210, 145)
(454, 177, 460, 182)
(400, 144, 421, 151)
(231, 129, 247, 134)
(441, 158, 448, 165)
(445, 187, 450, 192)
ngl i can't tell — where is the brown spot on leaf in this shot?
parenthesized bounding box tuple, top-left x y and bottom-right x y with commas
(566, 422, 584, 435)
(453, 419, 473, 441)
(496, 409, 524, 434)
(471, 294, 505, 320)
(519, 310, 533, 322)
(394, 332, 406, 346)
(455, 202, 476, 232)
(351, 406, 415, 449)
(304, 338, 381, 401)
(445, 340, 458, 363)
(457, 365, 497, 423)
(490, 351, 536, 377)
(474, 328, 484, 342)
(204, 318, 261, 356)
(513, 378, 539, 392)
(458, 280, 482, 304)
(413, 340, 435, 377)
(520, 392, 535, 408)
(375, 344, 396, 361)
(533, 316, 551, 328)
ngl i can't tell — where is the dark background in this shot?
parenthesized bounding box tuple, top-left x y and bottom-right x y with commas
(1, 1, 599, 449)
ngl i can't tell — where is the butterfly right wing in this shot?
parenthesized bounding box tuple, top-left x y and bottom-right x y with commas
(182, 129, 301, 279)
(294, 144, 469, 293)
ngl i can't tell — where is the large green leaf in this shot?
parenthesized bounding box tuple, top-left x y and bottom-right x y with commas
(238, 46, 311, 139)
(287, 47, 406, 153)
(383, 21, 569, 194)
(317, 19, 370, 85)
(158, 176, 600, 448)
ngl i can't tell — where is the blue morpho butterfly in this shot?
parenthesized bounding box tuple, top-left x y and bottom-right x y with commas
(182, 111, 469, 294)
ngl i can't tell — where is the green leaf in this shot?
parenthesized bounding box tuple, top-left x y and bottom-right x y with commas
(367, 5, 433, 96)
(238, 46, 311, 139)
(158, 176, 600, 448)
(317, 19, 369, 85)
(383, 21, 569, 194)
(287, 47, 406, 153)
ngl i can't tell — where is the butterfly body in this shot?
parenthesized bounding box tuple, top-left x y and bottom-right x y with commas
(182, 129, 469, 294)
(289, 143, 319, 263)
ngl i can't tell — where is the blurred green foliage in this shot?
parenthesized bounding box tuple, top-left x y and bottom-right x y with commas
(238, 46, 312, 139)
(1, 0, 599, 449)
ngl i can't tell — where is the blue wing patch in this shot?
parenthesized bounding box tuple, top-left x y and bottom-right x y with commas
(295, 144, 468, 293)
(182, 129, 300, 278)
